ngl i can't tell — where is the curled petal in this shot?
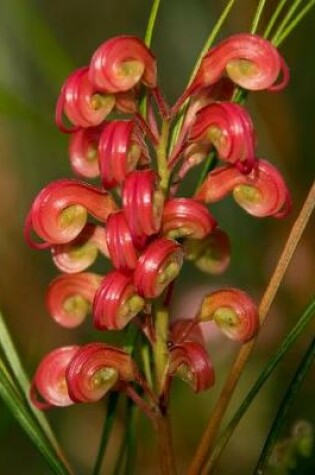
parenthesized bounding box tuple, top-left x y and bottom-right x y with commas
(169, 342, 215, 393)
(31, 346, 80, 409)
(46, 272, 102, 328)
(193, 34, 289, 92)
(134, 238, 184, 298)
(66, 343, 139, 403)
(106, 212, 138, 271)
(122, 170, 164, 248)
(93, 271, 144, 330)
(198, 288, 259, 342)
(184, 228, 231, 275)
(25, 179, 117, 247)
(55, 67, 115, 132)
(99, 120, 148, 189)
(162, 198, 217, 240)
(190, 102, 256, 171)
(51, 223, 109, 274)
(69, 125, 104, 178)
(89, 36, 157, 93)
(170, 319, 204, 345)
(195, 159, 291, 218)
(116, 89, 139, 114)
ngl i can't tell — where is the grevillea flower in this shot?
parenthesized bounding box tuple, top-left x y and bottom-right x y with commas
(184, 228, 231, 275)
(25, 179, 117, 247)
(192, 34, 289, 92)
(99, 120, 148, 189)
(134, 238, 184, 298)
(162, 198, 217, 240)
(197, 288, 259, 342)
(106, 211, 138, 271)
(89, 36, 157, 93)
(115, 90, 139, 114)
(189, 102, 256, 172)
(93, 271, 144, 330)
(31, 346, 80, 408)
(51, 223, 109, 274)
(69, 125, 104, 178)
(55, 67, 115, 132)
(122, 170, 164, 247)
(66, 343, 139, 402)
(46, 272, 102, 328)
(195, 159, 291, 218)
(170, 319, 204, 345)
(169, 342, 215, 392)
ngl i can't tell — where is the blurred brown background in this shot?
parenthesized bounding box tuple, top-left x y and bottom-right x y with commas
(0, 0, 314, 473)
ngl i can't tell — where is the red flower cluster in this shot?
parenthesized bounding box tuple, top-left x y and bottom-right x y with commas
(26, 34, 291, 412)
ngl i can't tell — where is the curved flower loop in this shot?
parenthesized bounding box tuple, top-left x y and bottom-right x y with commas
(46, 272, 102, 328)
(106, 211, 138, 271)
(25, 179, 117, 247)
(89, 36, 157, 93)
(197, 288, 259, 342)
(195, 159, 291, 218)
(69, 125, 104, 178)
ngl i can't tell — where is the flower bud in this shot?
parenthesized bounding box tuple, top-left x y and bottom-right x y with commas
(134, 238, 184, 298)
(184, 228, 231, 275)
(31, 346, 80, 408)
(198, 288, 259, 342)
(106, 212, 138, 271)
(52, 223, 109, 274)
(89, 36, 157, 93)
(190, 102, 256, 171)
(162, 198, 217, 240)
(93, 271, 144, 330)
(192, 34, 289, 92)
(69, 125, 104, 178)
(55, 67, 115, 131)
(46, 272, 102, 328)
(195, 159, 291, 218)
(99, 120, 148, 189)
(122, 170, 164, 248)
(66, 343, 139, 403)
(25, 179, 117, 247)
(169, 342, 215, 392)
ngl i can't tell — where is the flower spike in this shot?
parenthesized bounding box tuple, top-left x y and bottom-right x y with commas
(189, 102, 256, 171)
(46, 272, 102, 328)
(162, 198, 217, 240)
(122, 170, 164, 248)
(198, 288, 259, 342)
(93, 271, 145, 330)
(169, 342, 215, 393)
(69, 125, 104, 178)
(99, 120, 148, 189)
(89, 36, 157, 93)
(25, 179, 117, 247)
(51, 223, 109, 274)
(195, 159, 291, 218)
(192, 34, 289, 92)
(106, 212, 138, 271)
(134, 238, 184, 298)
(66, 343, 139, 403)
(184, 228, 231, 275)
(55, 67, 115, 132)
(31, 346, 80, 409)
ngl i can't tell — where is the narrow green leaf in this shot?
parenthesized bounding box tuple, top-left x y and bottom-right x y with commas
(144, 0, 162, 47)
(255, 337, 315, 474)
(206, 298, 315, 471)
(251, 0, 268, 34)
(273, 0, 315, 46)
(124, 399, 138, 475)
(93, 393, 120, 475)
(264, 0, 289, 38)
(271, 0, 304, 44)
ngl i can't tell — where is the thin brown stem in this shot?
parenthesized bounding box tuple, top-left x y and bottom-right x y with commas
(188, 179, 315, 475)
(155, 410, 177, 475)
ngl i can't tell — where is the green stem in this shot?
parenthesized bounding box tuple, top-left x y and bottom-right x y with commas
(205, 298, 315, 473)
(93, 393, 120, 475)
(153, 306, 169, 395)
(272, 0, 303, 44)
(255, 337, 315, 474)
(144, 0, 162, 47)
(264, 0, 288, 38)
(250, 0, 268, 34)
(273, 0, 315, 46)
(157, 120, 171, 193)
(125, 399, 138, 475)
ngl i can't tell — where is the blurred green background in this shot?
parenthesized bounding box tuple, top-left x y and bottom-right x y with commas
(0, 0, 314, 473)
